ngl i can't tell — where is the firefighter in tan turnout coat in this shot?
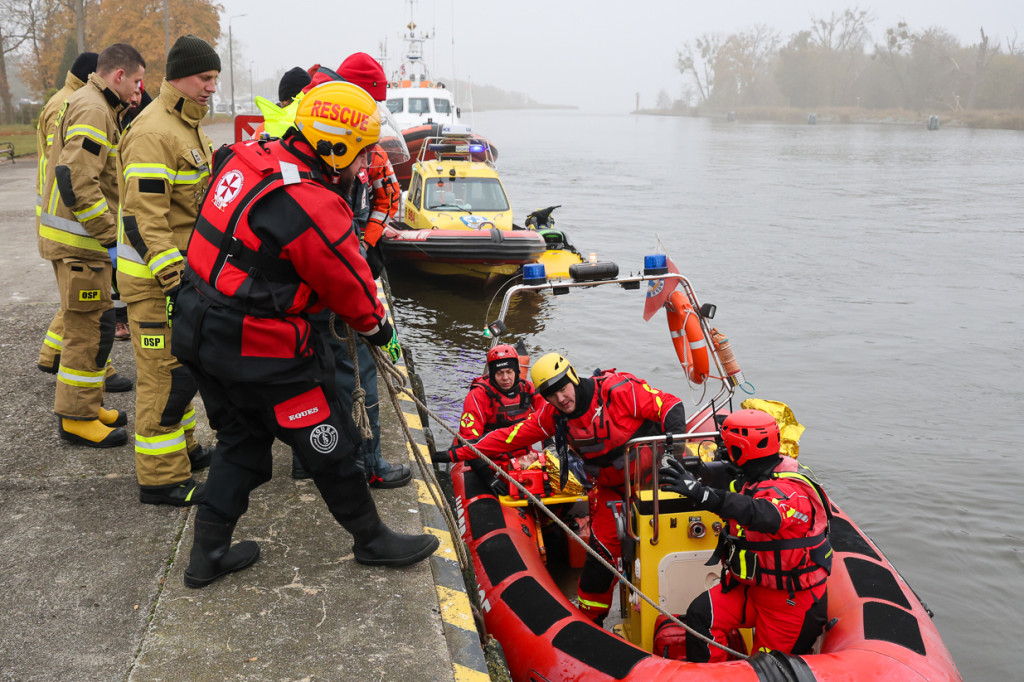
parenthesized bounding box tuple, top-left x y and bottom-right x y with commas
(115, 35, 220, 506)
(35, 52, 133, 391)
(38, 44, 145, 448)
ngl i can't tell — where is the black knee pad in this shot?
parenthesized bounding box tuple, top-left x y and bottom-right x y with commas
(161, 365, 199, 426)
(96, 308, 115, 367)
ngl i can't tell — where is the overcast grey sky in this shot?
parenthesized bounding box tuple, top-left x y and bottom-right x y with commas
(218, 0, 1024, 112)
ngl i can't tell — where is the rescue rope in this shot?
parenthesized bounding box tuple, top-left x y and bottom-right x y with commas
(325, 311, 470, 570)
(362, 342, 748, 661)
(326, 274, 743, 660)
(327, 314, 374, 441)
(367, 342, 472, 570)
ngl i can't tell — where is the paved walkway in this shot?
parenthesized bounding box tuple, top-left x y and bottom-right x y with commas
(0, 126, 488, 681)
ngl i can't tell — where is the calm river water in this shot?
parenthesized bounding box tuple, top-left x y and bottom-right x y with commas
(387, 110, 1024, 679)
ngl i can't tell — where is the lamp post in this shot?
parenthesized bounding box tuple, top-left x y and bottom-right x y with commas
(228, 13, 247, 117)
(249, 61, 254, 112)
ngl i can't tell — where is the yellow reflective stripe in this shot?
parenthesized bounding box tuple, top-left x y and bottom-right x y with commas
(135, 428, 187, 456)
(66, 123, 111, 148)
(504, 422, 524, 444)
(149, 248, 183, 275)
(72, 197, 108, 223)
(173, 167, 209, 184)
(124, 163, 173, 182)
(46, 132, 54, 145)
(124, 162, 208, 185)
(181, 408, 197, 431)
(118, 258, 153, 280)
(38, 224, 105, 252)
(44, 330, 63, 350)
(57, 364, 105, 387)
(577, 597, 611, 610)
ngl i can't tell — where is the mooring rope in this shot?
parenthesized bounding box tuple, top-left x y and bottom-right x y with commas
(358, 339, 747, 661)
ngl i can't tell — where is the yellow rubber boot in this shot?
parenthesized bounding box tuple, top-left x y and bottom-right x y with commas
(59, 418, 128, 448)
(98, 406, 128, 428)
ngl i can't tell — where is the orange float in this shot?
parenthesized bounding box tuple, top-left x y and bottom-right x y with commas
(666, 291, 710, 384)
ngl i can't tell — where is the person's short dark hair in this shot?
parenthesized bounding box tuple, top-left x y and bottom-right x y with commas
(278, 66, 311, 104)
(70, 52, 99, 82)
(97, 43, 146, 76)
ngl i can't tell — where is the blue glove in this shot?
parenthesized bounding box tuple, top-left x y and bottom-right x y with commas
(383, 328, 402, 363)
(659, 457, 721, 510)
(107, 246, 118, 268)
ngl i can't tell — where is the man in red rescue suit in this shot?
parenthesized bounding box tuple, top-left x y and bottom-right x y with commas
(435, 352, 688, 624)
(171, 81, 439, 588)
(454, 344, 546, 496)
(38, 44, 145, 447)
(659, 408, 832, 661)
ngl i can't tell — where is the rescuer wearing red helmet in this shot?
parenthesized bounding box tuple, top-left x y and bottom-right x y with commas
(171, 81, 438, 588)
(436, 352, 688, 625)
(454, 344, 546, 495)
(659, 408, 833, 662)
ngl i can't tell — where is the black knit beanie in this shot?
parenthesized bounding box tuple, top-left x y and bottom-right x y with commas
(166, 34, 221, 80)
(278, 67, 312, 103)
(70, 52, 99, 82)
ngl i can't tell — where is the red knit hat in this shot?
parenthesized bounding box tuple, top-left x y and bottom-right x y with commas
(337, 52, 387, 101)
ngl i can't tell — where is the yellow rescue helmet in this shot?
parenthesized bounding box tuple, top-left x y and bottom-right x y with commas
(531, 353, 580, 397)
(293, 81, 380, 171)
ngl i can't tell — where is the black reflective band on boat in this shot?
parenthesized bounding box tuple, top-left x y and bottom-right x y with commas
(476, 534, 526, 587)
(746, 650, 819, 682)
(500, 576, 570, 636)
(828, 516, 880, 560)
(466, 496, 505, 541)
(863, 601, 927, 657)
(550, 620, 649, 679)
(844, 557, 912, 609)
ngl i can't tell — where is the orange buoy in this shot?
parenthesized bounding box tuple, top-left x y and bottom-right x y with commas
(711, 327, 745, 387)
(666, 291, 709, 383)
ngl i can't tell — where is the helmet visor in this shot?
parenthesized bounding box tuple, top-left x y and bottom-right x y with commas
(373, 102, 410, 166)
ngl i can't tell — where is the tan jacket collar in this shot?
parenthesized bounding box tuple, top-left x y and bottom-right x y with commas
(158, 79, 209, 128)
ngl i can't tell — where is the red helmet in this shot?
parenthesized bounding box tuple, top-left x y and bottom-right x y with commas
(720, 409, 780, 466)
(487, 344, 520, 381)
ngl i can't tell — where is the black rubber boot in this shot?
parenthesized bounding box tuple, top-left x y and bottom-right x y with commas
(183, 518, 260, 589)
(346, 512, 439, 567)
(187, 444, 212, 472)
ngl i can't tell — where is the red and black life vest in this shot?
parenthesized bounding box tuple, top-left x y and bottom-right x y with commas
(472, 377, 533, 431)
(564, 372, 657, 463)
(722, 457, 833, 594)
(186, 137, 324, 318)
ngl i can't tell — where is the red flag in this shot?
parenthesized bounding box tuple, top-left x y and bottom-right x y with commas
(642, 256, 680, 321)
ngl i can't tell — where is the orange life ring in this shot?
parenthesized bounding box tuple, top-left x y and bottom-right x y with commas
(666, 291, 709, 384)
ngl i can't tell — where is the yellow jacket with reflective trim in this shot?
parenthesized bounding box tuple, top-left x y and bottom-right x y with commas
(36, 71, 87, 223)
(115, 79, 213, 302)
(38, 73, 125, 262)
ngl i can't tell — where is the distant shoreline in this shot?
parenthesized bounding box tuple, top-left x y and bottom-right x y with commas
(633, 106, 1024, 131)
(464, 104, 579, 112)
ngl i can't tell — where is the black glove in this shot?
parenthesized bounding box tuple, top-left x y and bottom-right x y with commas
(659, 457, 722, 511)
(365, 242, 386, 279)
(431, 446, 459, 464)
(489, 474, 509, 497)
(468, 457, 508, 497)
